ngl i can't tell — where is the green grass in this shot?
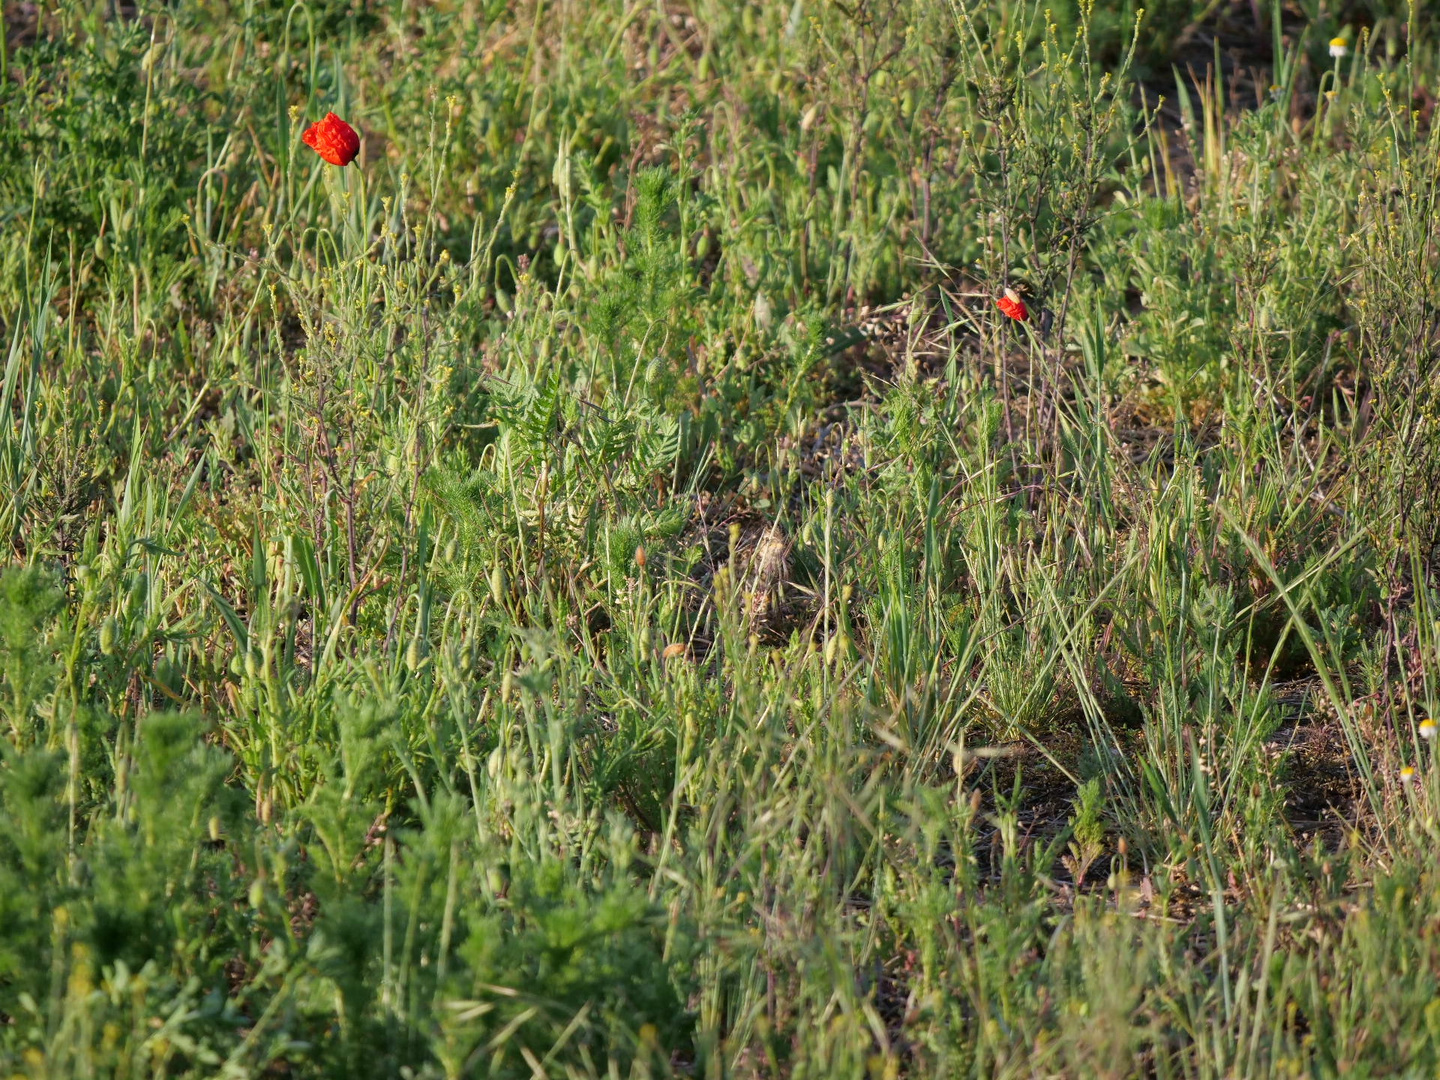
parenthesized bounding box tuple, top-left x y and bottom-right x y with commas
(3, 0, 1440, 1075)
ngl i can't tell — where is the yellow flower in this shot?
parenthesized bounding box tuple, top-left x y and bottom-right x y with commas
(1421, 718, 1437, 741)
(1329, 36, 1348, 58)
(1401, 764, 1417, 786)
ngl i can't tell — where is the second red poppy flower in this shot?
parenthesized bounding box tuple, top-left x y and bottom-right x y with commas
(996, 287, 1028, 322)
(302, 112, 360, 167)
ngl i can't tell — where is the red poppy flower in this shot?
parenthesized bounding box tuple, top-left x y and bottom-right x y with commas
(996, 288, 1028, 322)
(302, 112, 360, 167)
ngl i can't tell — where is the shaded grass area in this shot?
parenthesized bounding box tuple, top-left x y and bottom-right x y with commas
(3, 0, 1440, 1076)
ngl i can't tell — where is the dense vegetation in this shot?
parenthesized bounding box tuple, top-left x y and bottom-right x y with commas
(3, 0, 1440, 1075)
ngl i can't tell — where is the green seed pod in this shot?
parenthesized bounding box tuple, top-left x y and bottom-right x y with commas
(98, 616, 119, 657)
(126, 572, 148, 617)
(244, 647, 261, 679)
(490, 561, 508, 606)
(229, 652, 244, 677)
(405, 636, 425, 672)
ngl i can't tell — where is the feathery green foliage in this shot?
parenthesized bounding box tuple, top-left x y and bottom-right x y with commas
(2, 0, 1440, 1076)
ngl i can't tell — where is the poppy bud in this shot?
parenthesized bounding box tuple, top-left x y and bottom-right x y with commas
(996, 287, 1028, 322)
(302, 112, 360, 167)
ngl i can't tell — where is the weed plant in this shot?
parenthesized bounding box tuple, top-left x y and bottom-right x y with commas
(2, 0, 1440, 1076)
